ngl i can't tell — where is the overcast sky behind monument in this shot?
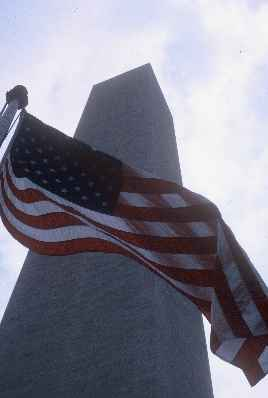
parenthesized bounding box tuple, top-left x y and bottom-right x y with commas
(1, 1, 268, 396)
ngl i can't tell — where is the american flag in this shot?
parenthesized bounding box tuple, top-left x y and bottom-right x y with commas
(1, 111, 268, 386)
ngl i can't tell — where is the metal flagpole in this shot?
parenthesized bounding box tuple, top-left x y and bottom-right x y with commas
(0, 85, 28, 148)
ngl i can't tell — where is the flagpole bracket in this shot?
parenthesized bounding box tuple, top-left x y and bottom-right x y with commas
(6, 85, 28, 109)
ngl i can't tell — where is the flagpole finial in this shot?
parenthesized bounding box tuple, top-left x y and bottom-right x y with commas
(6, 85, 28, 109)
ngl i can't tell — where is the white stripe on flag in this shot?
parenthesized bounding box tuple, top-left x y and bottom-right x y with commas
(3, 174, 65, 216)
(216, 337, 246, 363)
(120, 191, 188, 208)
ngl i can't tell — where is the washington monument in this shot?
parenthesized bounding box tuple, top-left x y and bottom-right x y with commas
(0, 64, 213, 397)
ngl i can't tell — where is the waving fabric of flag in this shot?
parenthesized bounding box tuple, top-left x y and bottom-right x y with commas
(0, 111, 268, 386)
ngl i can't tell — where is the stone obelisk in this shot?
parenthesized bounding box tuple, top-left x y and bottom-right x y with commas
(0, 64, 213, 397)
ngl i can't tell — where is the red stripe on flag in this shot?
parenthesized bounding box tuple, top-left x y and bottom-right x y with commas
(151, 263, 218, 287)
(210, 329, 221, 352)
(233, 336, 268, 386)
(115, 203, 218, 223)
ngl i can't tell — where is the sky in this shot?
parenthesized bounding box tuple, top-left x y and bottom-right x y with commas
(0, 0, 268, 396)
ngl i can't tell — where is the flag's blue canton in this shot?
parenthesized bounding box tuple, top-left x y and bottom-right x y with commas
(10, 114, 122, 214)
